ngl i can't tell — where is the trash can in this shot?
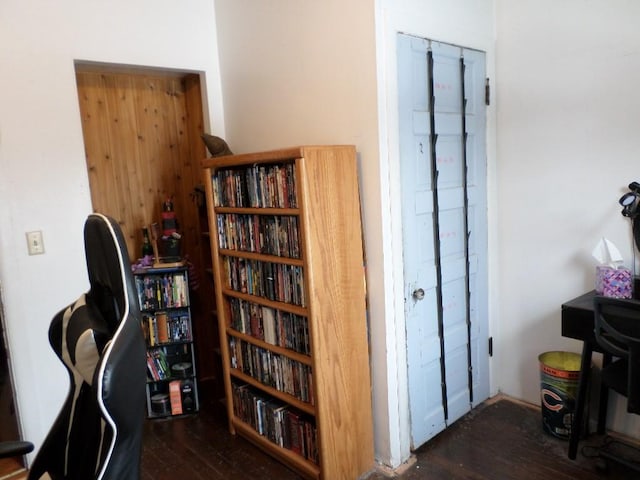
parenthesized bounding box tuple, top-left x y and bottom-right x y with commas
(539, 351, 582, 439)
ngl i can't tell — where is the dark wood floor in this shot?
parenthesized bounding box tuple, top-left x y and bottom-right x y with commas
(141, 394, 639, 480)
(2, 394, 636, 479)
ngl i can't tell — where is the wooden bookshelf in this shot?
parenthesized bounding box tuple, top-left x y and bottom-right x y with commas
(202, 146, 374, 480)
(133, 266, 199, 418)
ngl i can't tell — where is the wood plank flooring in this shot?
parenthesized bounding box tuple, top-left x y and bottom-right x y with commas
(140, 395, 636, 479)
(365, 397, 634, 480)
(0, 458, 26, 480)
(3, 395, 637, 479)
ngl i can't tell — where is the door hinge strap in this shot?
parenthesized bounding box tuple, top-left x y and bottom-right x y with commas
(485, 78, 491, 106)
(427, 48, 448, 422)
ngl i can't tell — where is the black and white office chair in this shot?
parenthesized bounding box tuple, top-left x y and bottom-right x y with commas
(16, 213, 147, 480)
(592, 295, 640, 472)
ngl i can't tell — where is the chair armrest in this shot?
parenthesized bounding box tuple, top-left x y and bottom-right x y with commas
(0, 440, 34, 458)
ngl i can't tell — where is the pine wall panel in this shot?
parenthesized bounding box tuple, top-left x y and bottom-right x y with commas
(75, 69, 206, 264)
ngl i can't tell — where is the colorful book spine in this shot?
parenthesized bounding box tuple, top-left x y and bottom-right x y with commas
(169, 380, 183, 415)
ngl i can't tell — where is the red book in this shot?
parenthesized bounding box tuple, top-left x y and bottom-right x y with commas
(169, 380, 183, 415)
(286, 410, 302, 455)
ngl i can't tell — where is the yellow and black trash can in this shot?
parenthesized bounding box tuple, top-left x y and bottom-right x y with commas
(539, 351, 583, 439)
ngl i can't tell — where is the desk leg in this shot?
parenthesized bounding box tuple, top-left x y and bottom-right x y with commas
(569, 342, 593, 460)
(597, 352, 612, 434)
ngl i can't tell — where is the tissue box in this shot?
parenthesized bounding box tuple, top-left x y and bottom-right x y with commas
(596, 266, 633, 298)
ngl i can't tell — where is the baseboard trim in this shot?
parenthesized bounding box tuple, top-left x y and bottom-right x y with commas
(0, 467, 27, 480)
(369, 455, 417, 478)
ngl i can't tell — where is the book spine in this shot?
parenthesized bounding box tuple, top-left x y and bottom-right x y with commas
(169, 380, 183, 415)
(231, 381, 317, 464)
(156, 312, 169, 344)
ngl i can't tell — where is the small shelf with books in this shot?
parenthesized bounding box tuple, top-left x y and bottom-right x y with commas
(134, 266, 200, 418)
(202, 146, 374, 480)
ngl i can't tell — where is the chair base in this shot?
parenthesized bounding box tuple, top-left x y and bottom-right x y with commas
(597, 436, 640, 473)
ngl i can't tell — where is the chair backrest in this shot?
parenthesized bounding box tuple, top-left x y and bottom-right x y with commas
(29, 214, 146, 480)
(594, 295, 640, 414)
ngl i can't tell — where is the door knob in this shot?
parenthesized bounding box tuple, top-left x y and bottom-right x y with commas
(412, 288, 425, 301)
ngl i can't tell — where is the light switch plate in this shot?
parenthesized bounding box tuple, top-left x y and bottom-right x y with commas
(26, 231, 45, 255)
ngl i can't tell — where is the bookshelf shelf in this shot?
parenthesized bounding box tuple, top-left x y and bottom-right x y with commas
(218, 249, 305, 266)
(202, 145, 374, 480)
(134, 266, 200, 418)
(215, 206, 301, 216)
(222, 289, 308, 316)
(227, 330, 312, 364)
(229, 369, 316, 416)
(232, 418, 320, 479)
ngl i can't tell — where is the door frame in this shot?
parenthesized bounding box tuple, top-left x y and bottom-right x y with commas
(372, 8, 497, 468)
(74, 63, 220, 387)
(0, 291, 27, 471)
(397, 35, 489, 449)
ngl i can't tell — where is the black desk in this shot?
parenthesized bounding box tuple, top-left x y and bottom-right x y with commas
(561, 291, 613, 459)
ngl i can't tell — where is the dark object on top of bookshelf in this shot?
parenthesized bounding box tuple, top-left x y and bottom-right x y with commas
(202, 133, 233, 157)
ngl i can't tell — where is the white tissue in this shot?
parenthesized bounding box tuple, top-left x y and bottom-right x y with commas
(592, 237, 624, 268)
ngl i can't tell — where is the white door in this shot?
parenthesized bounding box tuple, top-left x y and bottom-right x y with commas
(398, 33, 489, 449)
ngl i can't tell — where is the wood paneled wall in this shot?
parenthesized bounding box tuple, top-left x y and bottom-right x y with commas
(75, 69, 206, 263)
(75, 67, 221, 384)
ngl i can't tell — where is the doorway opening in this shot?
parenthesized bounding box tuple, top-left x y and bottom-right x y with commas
(0, 293, 27, 476)
(397, 34, 489, 449)
(74, 63, 221, 396)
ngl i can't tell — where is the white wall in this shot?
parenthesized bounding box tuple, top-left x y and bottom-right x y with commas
(213, 0, 393, 464)
(0, 0, 225, 458)
(5, 0, 639, 472)
(215, 0, 496, 469)
(495, 0, 640, 436)
(216, 0, 640, 466)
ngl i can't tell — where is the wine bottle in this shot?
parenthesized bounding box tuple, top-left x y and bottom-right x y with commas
(142, 227, 154, 258)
